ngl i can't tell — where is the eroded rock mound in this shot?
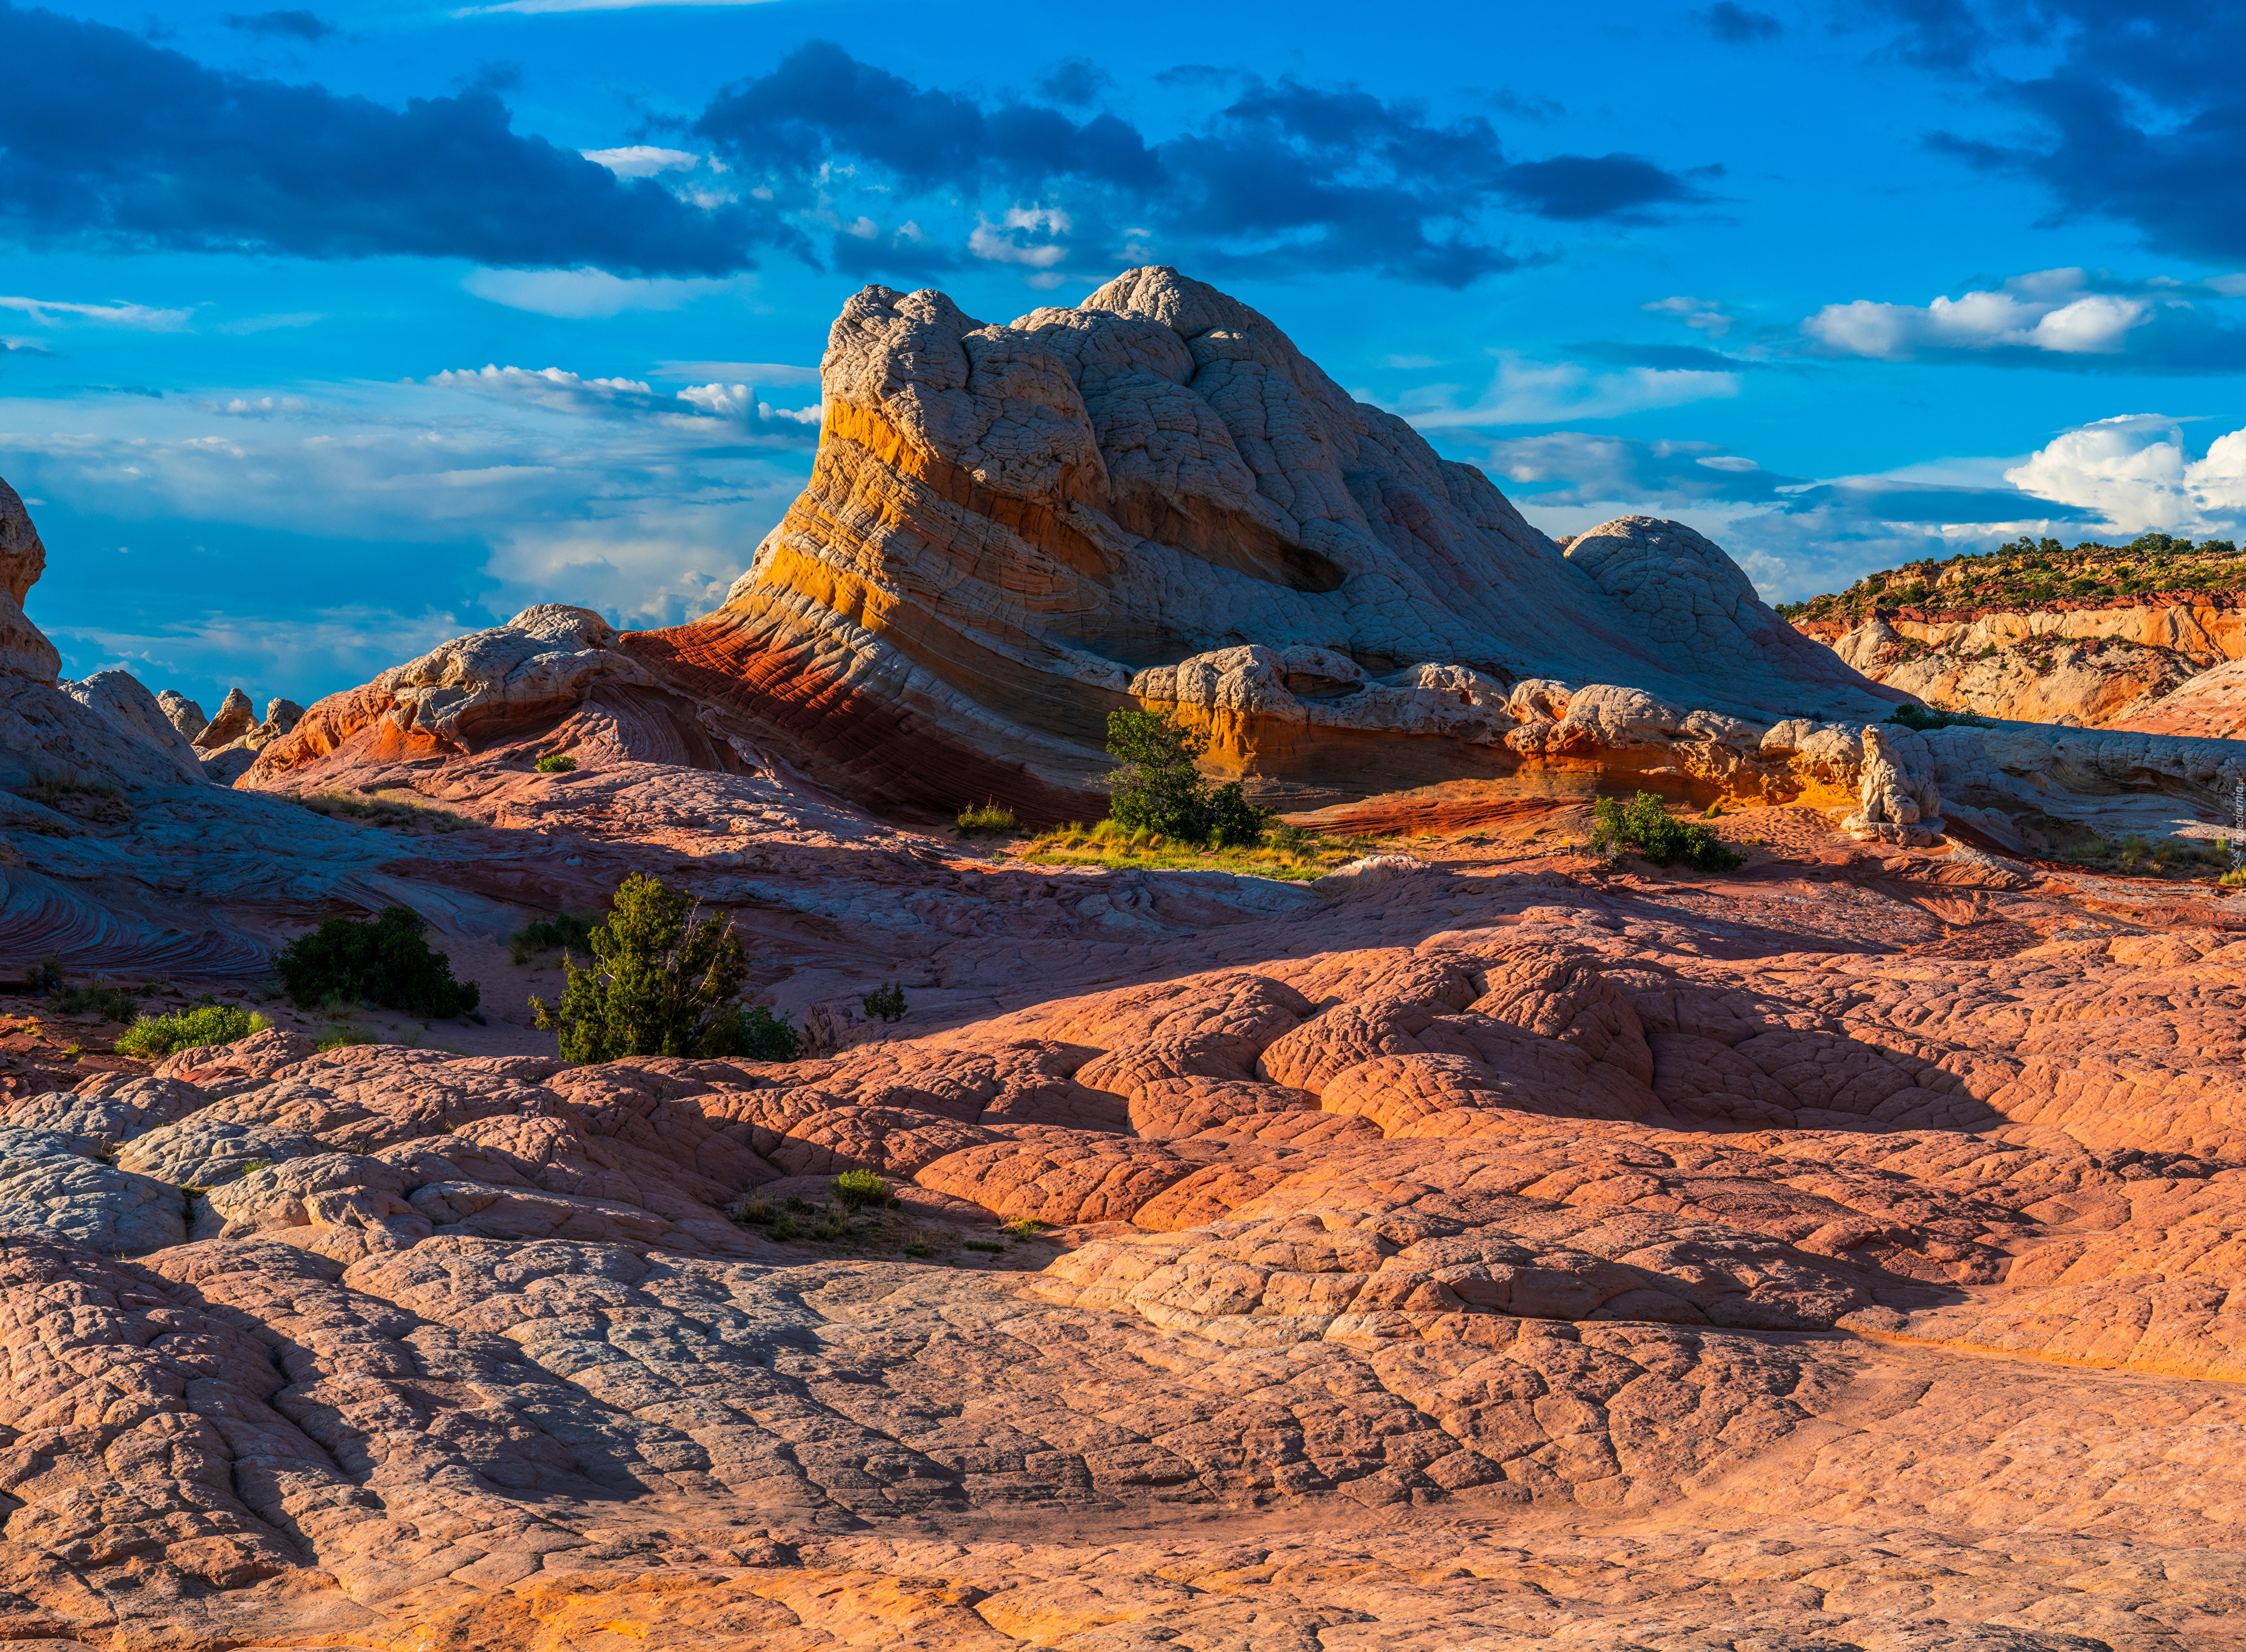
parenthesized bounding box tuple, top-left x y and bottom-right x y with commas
(1, 896, 2244, 1647)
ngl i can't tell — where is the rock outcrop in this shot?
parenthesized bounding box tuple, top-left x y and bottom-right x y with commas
(0, 474, 58, 685)
(246, 270, 2246, 858)
(1819, 609, 2213, 726)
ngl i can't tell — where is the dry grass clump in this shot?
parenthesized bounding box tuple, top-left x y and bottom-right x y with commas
(1014, 819, 1373, 881)
(291, 790, 480, 834)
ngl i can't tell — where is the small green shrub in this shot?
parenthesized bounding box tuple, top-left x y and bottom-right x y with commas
(115, 1004, 267, 1059)
(277, 906, 479, 1018)
(956, 799, 1017, 834)
(535, 754, 578, 774)
(767, 1214, 799, 1240)
(902, 1240, 931, 1257)
(834, 1168, 891, 1209)
(1589, 791, 1745, 872)
(1000, 1217, 1045, 1238)
(26, 956, 65, 994)
(735, 1196, 776, 1226)
(862, 981, 907, 1024)
(530, 874, 749, 1063)
(962, 1239, 1004, 1253)
(731, 1004, 804, 1062)
(315, 1023, 377, 1051)
(1886, 703, 1994, 732)
(508, 913, 596, 965)
(808, 1211, 852, 1240)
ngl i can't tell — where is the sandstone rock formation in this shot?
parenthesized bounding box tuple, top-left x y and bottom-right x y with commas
(17, 427, 2246, 1644)
(246, 270, 2246, 861)
(5, 864, 2246, 1647)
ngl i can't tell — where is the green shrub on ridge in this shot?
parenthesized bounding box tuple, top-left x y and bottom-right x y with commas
(1589, 792, 1744, 873)
(116, 1004, 268, 1060)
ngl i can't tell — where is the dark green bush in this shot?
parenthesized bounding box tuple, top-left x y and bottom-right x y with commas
(275, 905, 481, 1018)
(529, 873, 747, 1063)
(535, 754, 578, 774)
(1105, 708, 1277, 847)
(726, 1003, 803, 1062)
(509, 912, 596, 965)
(1589, 792, 1745, 872)
(862, 981, 907, 1024)
(53, 980, 140, 1022)
(1887, 703, 1994, 731)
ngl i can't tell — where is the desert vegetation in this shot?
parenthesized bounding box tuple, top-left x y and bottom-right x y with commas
(1104, 709, 1275, 847)
(1779, 531, 2246, 626)
(530, 872, 803, 1063)
(114, 1003, 268, 1059)
(1588, 791, 1746, 872)
(955, 799, 1016, 834)
(291, 789, 480, 834)
(1014, 818, 1375, 880)
(275, 905, 482, 1018)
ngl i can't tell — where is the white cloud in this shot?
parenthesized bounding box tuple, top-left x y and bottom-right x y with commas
(1402, 357, 1739, 428)
(461, 267, 743, 319)
(580, 146, 700, 178)
(676, 382, 821, 423)
(0, 295, 194, 330)
(2003, 414, 2246, 535)
(969, 206, 1074, 270)
(1642, 295, 1735, 338)
(426, 363, 657, 413)
(1803, 268, 2159, 359)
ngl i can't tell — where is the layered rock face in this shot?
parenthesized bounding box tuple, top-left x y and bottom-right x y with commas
(1810, 595, 2246, 737)
(635, 271, 1898, 815)
(249, 270, 2246, 856)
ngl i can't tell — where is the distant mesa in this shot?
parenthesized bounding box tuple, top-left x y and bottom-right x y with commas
(1790, 534, 2246, 741)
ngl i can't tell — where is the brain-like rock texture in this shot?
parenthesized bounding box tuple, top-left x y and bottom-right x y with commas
(0, 897, 2241, 1648)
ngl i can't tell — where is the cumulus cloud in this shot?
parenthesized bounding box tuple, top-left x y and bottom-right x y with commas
(1401, 357, 1740, 428)
(0, 4, 779, 274)
(1794, 267, 2246, 372)
(688, 41, 1720, 287)
(0, 16, 1721, 289)
(2003, 414, 2246, 536)
(580, 146, 701, 179)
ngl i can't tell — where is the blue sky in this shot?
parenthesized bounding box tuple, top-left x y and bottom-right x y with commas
(6, 0, 2246, 712)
